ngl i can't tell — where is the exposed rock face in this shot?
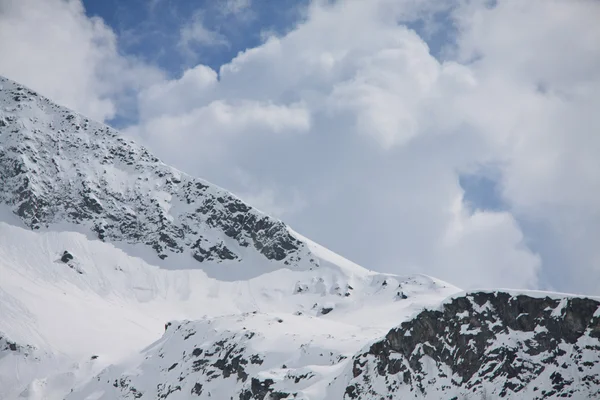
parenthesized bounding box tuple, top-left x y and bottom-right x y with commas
(0, 77, 315, 268)
(344, 292, 600, 399)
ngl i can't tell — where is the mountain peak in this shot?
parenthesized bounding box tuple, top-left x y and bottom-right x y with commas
(0, 75, 316, 276)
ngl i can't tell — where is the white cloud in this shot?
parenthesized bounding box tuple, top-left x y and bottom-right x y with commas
(0, 0, 163, 122)
(453, 0, 600, 90)
(232, 168, 308, 219)
(128, 98, 310, 170)
(178, 12, 229, 58)
(219, 0, 252, 17)
(444, 0, 600, 293)
(454, 0, 600, 213)
(130, 0, 600, 293)
(2, 0, 598, 294)
(435, 195, 541, 289)
(137, 65, 218, 119)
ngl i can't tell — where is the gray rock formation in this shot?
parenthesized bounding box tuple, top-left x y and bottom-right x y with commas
(0, 76, 316, 269)
(344, 292, 600, 399)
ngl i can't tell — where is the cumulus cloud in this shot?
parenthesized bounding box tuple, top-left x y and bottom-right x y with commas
(2, 0, 598, 294)
(232, 168, 308, 219)
(435, 196, 541, 289)
(446, 0, 600, 293)
(128, 0, 600, 294)
(0, 0, 163, 122)
(128, 97, 310, 169)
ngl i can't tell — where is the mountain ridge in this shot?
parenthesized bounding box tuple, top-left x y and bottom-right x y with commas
(0, 75, 316, 277)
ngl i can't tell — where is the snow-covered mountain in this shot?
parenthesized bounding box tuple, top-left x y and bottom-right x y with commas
(334, 291, 600, 399)
(0, 76, 315, 276)
(0, 75, 598, 400)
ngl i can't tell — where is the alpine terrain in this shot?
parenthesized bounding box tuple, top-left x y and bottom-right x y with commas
(0, 76, 598, 400)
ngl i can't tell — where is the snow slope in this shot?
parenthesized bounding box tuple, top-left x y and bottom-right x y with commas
(0, 75, 458, 399)
(0, 219, 457, 399)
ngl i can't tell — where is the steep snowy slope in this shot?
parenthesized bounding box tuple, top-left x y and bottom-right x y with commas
(65, 275, 455, 400)
(0, 220, 457, 400)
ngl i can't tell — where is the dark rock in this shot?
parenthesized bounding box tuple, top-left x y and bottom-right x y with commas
(345, 292, 600, 399)
(249, 354, 263, 365)
(61, 251, 74, 263)
(320, 307, 333, 315)
(191, 383, 203, 396)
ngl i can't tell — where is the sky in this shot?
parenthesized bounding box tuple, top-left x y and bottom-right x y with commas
(0, 0, 599, 295)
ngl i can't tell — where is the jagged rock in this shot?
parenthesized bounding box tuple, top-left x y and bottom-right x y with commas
(61, 251, 74, 263)
(0, 76, 317, 270)
(343, 292, 600, 399)
(320, 307, 333, 315)
(0, 334, 35, 358)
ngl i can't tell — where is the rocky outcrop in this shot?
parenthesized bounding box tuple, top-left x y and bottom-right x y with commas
(66, 315, 342, 400)
(343, 292, 600, 399)
(0, 334, 35, 361)
(0, 77, 315, 268)
(60, 250, 74, 263)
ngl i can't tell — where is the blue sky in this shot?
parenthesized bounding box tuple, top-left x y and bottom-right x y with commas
(83, 0, 310, 75)
(82, 0, 456, 75)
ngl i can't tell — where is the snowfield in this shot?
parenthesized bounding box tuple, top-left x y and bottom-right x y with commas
(0, 218, 458, 399)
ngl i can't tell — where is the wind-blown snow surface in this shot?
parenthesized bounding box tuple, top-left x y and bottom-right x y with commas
(0, 76, 459, 399)
(0, 219, 457, 399)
